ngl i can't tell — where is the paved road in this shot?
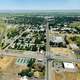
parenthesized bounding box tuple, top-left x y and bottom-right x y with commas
(1, 49, 80, 62)
(48, 61, 55, 80)
(0, 50, 45, 60)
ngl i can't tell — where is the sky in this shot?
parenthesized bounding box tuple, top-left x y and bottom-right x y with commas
(0, 0, 80, 10)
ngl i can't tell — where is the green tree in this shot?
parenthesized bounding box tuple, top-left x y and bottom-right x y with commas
(69, 22, 80, 31)
(0, 19, 7, 48)
(18, 68, 33, 77)
(76, 37, 80, 47)
(27, 58, 36, 68)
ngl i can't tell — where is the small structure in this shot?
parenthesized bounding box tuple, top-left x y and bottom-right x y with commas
(20, 76, 28, 80)
(53, 60, 63, 69)
(69, 43, 79, 50)
(63, 62, 75, 69)
(16, 58, 29, 65)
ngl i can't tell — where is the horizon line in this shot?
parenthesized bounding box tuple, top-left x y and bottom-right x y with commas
(0, 9, 80, 13)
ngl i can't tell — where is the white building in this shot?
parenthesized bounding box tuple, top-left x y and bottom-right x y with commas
(69, 43, 79, 50)
(63, 62, 75, 69)
(20, 76, 28, 80)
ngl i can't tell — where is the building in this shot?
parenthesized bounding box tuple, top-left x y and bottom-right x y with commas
(20, 76, 28, 80)
(69, 43, 79, 50)
(50, 36, 66, 47)
(63, 62, 75, 69)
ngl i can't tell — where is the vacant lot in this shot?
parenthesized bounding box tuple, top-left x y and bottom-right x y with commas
(50, 47, 73, 55)
(55, 72, 77, 80)
(0, 56, 27, 80)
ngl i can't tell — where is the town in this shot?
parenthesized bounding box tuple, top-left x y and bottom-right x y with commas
(0, 12, 80, 80)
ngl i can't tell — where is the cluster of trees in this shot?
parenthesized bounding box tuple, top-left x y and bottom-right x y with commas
(0, 19, 7, 49)
(34, 31, 46, 43)
(18, 68, 33, 77)
(70, 36, 80, 47)
(9, 30, 46, 51)
(7, 27, 19, 38)
(13, 40, 46, 51)
(18, 58, 35, 77)
(49, 16, 80, 28)
(69, 22, 80, 32)
(76, 37, 80, 47)
(18, 58, 45, 78)
(6, 16, 45, 26)
(6, 16, 80, 29)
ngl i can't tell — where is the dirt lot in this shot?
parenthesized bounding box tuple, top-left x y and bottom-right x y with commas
(0, 56, 27, 80)
(55, 71, 77, 80)
(50, 47, 72, 55)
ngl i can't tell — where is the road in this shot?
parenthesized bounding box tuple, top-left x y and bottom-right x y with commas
(0, 49, 80, 62)
(0, 50, 44, 61)
(48, 61, 55, 80)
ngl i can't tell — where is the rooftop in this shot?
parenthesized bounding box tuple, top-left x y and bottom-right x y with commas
(63, 62, 75, 69)
(50, 36, 65, 43)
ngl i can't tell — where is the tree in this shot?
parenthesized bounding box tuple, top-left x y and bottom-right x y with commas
(7, 27, 19, 38)
(31, 45, 37, 51)
(18, 68, 33, 77)
(34, 38, 41, 44)
(69, 22, 80, 31)
(0, 19, 7, 48)
(27, 58, 36, 68)
(76, 37, 80, 47)
(25, 46, 31, 51)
